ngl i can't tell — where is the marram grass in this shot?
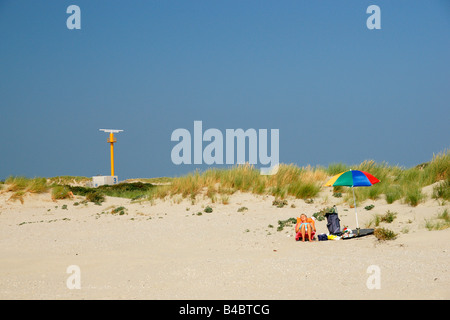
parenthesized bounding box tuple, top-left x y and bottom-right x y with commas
(150, 149, 449, 205)
(1, 149, 448, 206)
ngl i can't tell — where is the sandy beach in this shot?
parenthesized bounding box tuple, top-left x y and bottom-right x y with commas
(0, 183, 448, 300)
(2, 0, 450, 307)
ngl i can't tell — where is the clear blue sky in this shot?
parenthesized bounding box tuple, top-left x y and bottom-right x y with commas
(1, 0, 449, 180)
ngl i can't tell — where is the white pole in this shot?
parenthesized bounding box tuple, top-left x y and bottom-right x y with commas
(352, 186, 360, 234)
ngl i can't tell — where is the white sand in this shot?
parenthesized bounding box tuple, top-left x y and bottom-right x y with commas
(0, 186, 449, 300)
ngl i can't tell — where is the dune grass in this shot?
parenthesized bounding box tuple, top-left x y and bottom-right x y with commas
(146, 150, 448, 205)
(432, 176, 450, 201)
(3, 176, 91, 202)
(69, 182, 155, 202)
(374, 228, 398, 241)
(341, 150, 449, 206)
(47, 176, 91, 185)
(368, 210, 398, 227)
(51, 185, 71, 200)
(5, 176, 29, 192)
(145, 163, 326, 202)
(4, 176, 46, 193)
(425, 208, 450, 231)
(2, 150, 448, 205)
(4, 176, 50, 203)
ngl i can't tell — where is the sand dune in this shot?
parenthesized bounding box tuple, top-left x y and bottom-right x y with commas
(0, 186, 449, 300)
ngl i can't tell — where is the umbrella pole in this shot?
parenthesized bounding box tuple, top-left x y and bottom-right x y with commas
(352, 186, 360, 235)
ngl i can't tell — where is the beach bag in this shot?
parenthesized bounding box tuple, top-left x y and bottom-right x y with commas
(325, 212, 341, 235)
(318, 234, 327, 241)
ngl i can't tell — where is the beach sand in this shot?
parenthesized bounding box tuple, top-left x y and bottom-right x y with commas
(0, 185, 449, 300)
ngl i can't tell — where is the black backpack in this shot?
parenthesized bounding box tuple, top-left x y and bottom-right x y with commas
(325, 206, 341, 235)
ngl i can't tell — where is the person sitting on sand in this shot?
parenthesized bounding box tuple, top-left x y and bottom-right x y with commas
(295, 214, 316, 242)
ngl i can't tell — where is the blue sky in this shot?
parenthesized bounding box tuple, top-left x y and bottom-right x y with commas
(0, 0, 449, 180)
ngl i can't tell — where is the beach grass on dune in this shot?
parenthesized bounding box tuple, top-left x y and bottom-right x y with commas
(51, 185, 72, 200)
(47, 176, 91, 185)
(146, 163, 325, 202)
(3, 176, 50, 203)
(425, 208, 450, 230)
(69, 182, 156, 201)
(152, 150, 448, 205)
(342, 150, 449, 206)
(1, 150, 448, 205)
(432, 176, 450, 201)
(4, 176, 49, 194)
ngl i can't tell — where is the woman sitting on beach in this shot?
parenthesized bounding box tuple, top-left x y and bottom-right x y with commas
(295, 214, 316, 242)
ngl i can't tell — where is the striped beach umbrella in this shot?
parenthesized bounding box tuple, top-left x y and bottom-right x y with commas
(324, 170, 380, 187)
(324, 170, 380, 232)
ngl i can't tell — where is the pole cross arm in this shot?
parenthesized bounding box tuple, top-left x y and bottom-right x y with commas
(99, 129, 124, 133)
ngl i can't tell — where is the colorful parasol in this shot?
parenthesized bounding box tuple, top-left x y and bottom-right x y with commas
(324, 170, 380, 187)
(324, 170, 380, 233)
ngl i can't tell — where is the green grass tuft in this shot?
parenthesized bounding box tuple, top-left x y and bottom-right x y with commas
(425, 209, 450, 231)
(374, 228, 398, 241)
(277, 217, 297, 232)
(86, 191, 105, 205)
(52, 185, 71, 200)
